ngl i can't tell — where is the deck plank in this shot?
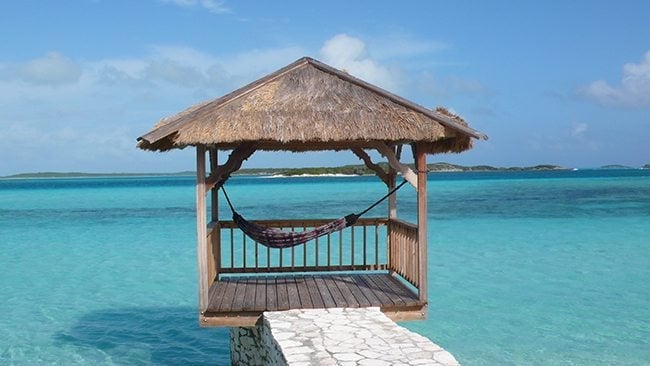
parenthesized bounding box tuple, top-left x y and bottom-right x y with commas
(333, 275, 360, 307)
(295, 276, 314, 308)
(374, 274, 408, 306)
(349, 274, 382, 306)
(286, 276, 301, 309)
(216, 279, 238, 312)
(305, 276, 325, 309)
(322, 275, 347, 307)
(339, 274, 372, 307)
(313, 276, 336, 308)
(276, 276, 290, 310)
(207, 280, 228, 312)
(254, 278, 266, 310)
(358, 274, 399, 306)
(266, 277, 278, 311)
(242, 277, 257, 311)
(376, 274, 419, 306)
(231, 278, 248, 312)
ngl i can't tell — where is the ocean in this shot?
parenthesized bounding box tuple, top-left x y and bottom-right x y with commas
(1, 169, 649, 365)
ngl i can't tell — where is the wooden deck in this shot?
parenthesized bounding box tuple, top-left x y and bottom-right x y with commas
(202, 272, 426, 326)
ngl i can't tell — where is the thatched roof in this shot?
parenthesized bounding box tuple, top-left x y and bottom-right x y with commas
(137, 57, 487, 153)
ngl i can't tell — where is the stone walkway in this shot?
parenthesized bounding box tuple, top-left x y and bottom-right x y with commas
(265, 307, 459, 366)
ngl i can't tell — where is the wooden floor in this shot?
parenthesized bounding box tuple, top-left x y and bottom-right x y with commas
(204, 273, 425, 326)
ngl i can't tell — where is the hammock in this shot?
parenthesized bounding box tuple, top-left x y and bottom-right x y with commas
(222, 180, 408, 249)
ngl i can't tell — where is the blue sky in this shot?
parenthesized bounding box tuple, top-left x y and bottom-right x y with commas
(1, 0, 648, 175)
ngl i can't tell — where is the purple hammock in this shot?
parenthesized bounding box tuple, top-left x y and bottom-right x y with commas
(221, 180, 407, 249)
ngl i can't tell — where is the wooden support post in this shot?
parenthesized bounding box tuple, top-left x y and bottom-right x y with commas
(388, 169, 397, 218)
(415, 143, 428, 304)
(209, 148, 220, 283)
(387, 166, 396, 276)
(387, 145, 402, 219)
(196, 146, 209, 313)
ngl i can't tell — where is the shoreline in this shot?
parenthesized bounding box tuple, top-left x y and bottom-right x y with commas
(2, 164, 648, 180)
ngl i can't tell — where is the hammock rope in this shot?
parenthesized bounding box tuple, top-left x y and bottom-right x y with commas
(221, 180, 408, 249)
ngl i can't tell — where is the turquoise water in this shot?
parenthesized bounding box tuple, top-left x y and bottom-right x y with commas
(1, 170, 649, 365)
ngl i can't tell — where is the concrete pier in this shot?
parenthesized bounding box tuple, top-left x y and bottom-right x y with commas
(231, 307, 459, 366)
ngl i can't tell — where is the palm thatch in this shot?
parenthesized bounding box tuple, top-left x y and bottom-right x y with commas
(137, 57, 487, 153)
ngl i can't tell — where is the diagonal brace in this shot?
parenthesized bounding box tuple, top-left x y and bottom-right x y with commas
(374, 142, 418, 190)
(205, 143, 256, 193)
(351, 147, 389, 186)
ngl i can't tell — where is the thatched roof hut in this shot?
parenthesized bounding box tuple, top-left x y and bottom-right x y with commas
(136, 57, 487, 327)
(137, 57, 486, 154)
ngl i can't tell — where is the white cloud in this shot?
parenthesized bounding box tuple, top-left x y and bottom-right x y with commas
(369, 33, 446, 60)
(145, 59, 214, 88)
(319, 34, 397, 91)
(161, 0, 229, 14)
(0, 52, 82, 86)
(571, 122, 588, 138)
(415, 71, 489, 98)
(582, 50, 650, 107)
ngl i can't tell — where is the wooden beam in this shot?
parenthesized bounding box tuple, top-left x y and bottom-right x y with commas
(387, 145, 402, 219)
(351, 147, 389, 186)
(200, 313, 263, 328)
(415, 143, 428, 304)
(374, 142, 418, 189)
(205, 143, 256, 193)
(196, 146, 209, 312)
(209, 148, 220, 283)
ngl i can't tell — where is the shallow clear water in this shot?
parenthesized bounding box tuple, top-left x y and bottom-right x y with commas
(1, 170, 649, 365)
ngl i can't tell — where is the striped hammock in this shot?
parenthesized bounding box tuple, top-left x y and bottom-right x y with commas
(232, 212, 358, 249)
(222, 180, 407, 249)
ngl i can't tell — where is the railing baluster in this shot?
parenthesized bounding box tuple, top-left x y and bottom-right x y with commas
(242, 233, 247, 269)
(312, 238, 318, 267)
(327, 233, 331, 268)
(374, 222, 379, 269)
(339, 230, 343, 269)
(290, 223, 296, 268)
(363, 225, 367, 268)
(351, 226, 355, 266)
(230, 228, 234, 268)
(255, 240, 259, 272)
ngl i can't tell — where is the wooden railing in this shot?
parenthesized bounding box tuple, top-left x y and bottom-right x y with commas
(388, 218, 419, 287)
(212, 218, 389, 274)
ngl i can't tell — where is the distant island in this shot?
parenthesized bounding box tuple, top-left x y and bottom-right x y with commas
(600, 164, 634, 169)
(246, 162, 568, 177)
(7, 162, 650, 179)
(2, 163, 570, 179)
(2, 171, 196, 179)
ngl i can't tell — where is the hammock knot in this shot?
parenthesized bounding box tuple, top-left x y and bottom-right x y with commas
(344, 213, 359, 227)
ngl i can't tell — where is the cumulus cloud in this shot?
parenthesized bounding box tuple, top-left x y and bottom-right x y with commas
(161, 0, 229, 14)
(0, 52, 82, 86)
(582, 50, 650, 107)
(320, 34, 397, 91)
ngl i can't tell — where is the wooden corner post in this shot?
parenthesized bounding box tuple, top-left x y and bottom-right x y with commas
(209, 148, 220, 284)
(196, 146, 209, 314)
(415, 143, 428, 304)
